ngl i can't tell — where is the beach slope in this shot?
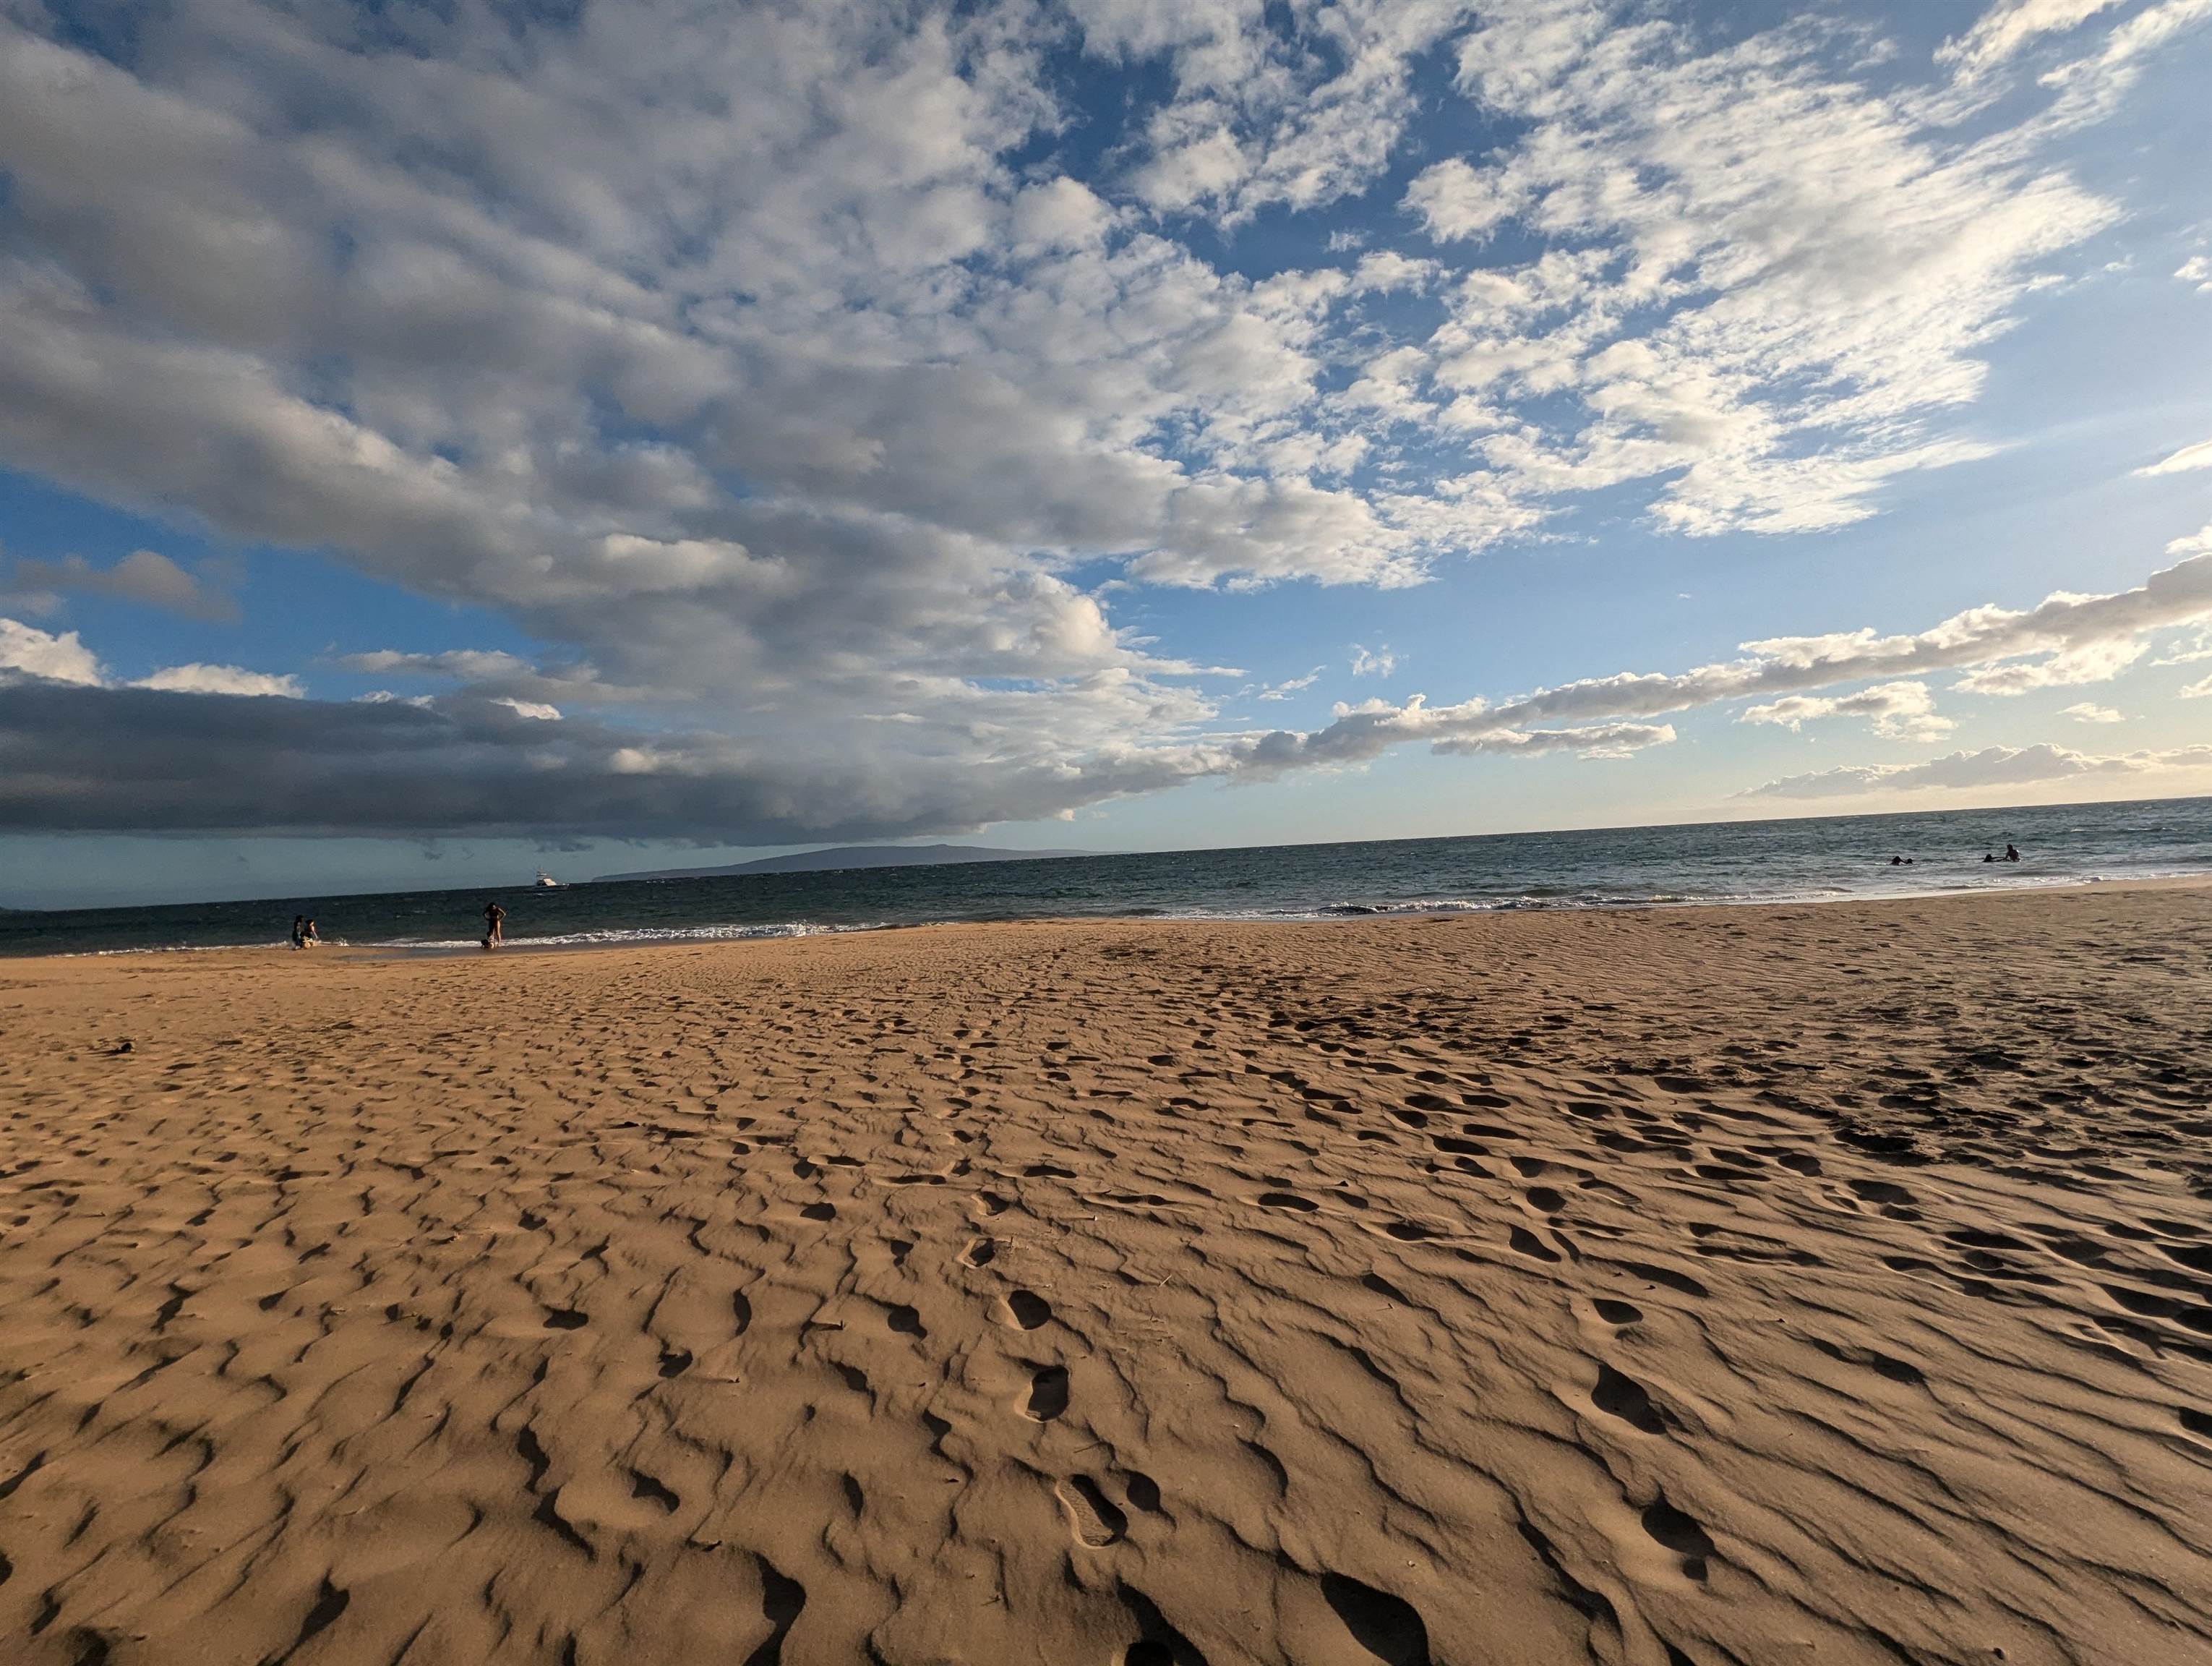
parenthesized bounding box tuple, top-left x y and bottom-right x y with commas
(2, 887, 2209, 1665)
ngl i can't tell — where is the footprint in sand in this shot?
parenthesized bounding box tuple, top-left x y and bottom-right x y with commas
(1055, 1474, 1128, 1546)
(994, 1290, 1052, 1330)
(1611, 1260, 1709, 1299)
(750, 1557, 807, 1664)
(1510, 1226, 1561, 1263)
(1024, 1364, 1071, 1421)
(1847, 1177, 1916, 1208)
(1118, 1589, 1205, 1666)
(1320, 1574, 1432, 1666)
(1362, 1271, 1411, 1304)
(1122, 1471, 1165, 1513)
(1641, 1497, 1716, 1580)
(629, 1469, 680, 1513)
(1591, 1363, 1666, 1433)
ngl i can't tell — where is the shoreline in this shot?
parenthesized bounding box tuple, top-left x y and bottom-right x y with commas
(7, 866, 2209, 963)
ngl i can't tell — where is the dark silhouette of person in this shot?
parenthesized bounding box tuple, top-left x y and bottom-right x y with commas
(2005, 843, 2020, 863)
(301, 918, 319, 945)
(483, 901, 506, 948)
(291, 914, 306, 948)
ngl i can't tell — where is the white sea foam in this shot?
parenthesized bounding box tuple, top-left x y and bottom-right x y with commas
(375, 920, 870, 951)
(72, 939, 333, 957)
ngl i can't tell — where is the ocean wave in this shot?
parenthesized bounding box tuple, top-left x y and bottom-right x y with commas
(374, 920, 870, 950)
(1317, 893, 1699, 915)
(72, 939, 301, 957)
(1149, 894, 1684, 922)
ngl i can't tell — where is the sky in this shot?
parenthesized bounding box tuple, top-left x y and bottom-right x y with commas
(2, 0, 2211, 909)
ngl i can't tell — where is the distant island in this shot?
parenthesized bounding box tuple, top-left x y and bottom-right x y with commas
(589, 843, 1088, 884)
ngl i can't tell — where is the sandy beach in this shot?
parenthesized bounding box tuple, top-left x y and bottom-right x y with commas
(2, 884, 2209, 1665)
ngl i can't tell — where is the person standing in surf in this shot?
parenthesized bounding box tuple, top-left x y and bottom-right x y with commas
(482, 900, 506, 948)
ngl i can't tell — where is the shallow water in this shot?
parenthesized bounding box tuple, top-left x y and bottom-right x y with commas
(4, 795, 2206, 957)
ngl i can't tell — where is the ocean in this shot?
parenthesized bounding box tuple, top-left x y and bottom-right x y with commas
(4, 795, 2207, 958)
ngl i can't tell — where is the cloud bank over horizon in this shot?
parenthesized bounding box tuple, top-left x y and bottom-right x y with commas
(6, 547, 2208, 836)
(2, 0, 2211, 860)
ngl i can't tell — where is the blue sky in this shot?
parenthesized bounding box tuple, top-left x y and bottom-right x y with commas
(3, 0, 2211, 907)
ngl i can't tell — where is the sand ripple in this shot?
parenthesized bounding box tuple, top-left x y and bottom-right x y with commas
(2, 888, 2209, 1663)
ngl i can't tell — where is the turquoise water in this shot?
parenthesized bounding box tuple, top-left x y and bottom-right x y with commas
(4, 796, 2206, 957)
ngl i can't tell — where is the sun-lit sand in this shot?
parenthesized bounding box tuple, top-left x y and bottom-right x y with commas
(3, 885, 2210, 1665)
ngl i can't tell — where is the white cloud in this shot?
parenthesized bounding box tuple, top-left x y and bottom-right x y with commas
(608, 746, 679, 776)
(1350, 644, 1398, 678)
(2138, 437, 2212, 475)
(1099, 0, 1483, 225)
(338, 648, 647, 706)
(1209, 693, 1678, 778)
(342, 649, 535, 681)
(2182, 673, 2212, 699)
(1938, 0, 2130, 81)
(1255, 665, 1323, 701)
(5, 550, 236, 621)
(2060, 701, 2123, 722)
(0, 617, 106, 686)
(2178, 256, 2212, 293)
(1744, 743, 2212, 800)
(1954, 636, 2145, 694)
(1010, 178, 1115, 252)
(1403, 157, 1519, 242)
(1350, 249, 1437, 294)
(132, 664, 304, 698)
(2041, 0, 2212, 114)
(1740, 680, 1952, 740)
(1471, 549, 2212, 731)
(492, 698, 562, 721)
(2154, 625, 2212, 665)
(3, 620, 299, 699)
(1402, 5, 2120, 539)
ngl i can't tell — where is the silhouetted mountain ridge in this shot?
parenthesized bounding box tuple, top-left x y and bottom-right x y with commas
(590, 844, 1087, 884)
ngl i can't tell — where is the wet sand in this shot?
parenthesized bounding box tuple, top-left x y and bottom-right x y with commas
(2, 885, 2210, 1665)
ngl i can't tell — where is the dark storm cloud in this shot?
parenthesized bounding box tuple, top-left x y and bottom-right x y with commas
(0, 679, 1677, 837)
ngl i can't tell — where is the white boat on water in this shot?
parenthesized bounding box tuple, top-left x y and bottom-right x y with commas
(535, 870, 562, 888)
